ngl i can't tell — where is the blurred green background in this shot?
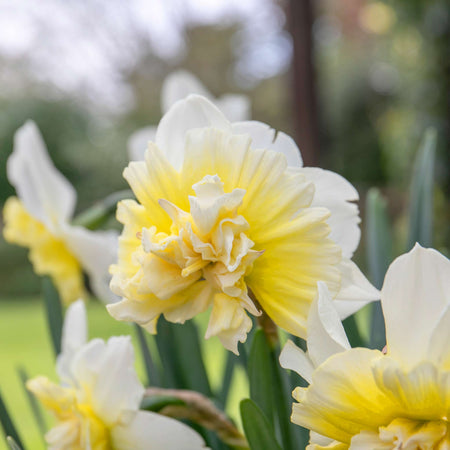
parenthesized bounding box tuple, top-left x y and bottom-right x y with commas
(0, 0, 448, 448)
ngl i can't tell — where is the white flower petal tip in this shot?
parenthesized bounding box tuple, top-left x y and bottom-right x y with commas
(381, 243, 450, 367)
(279, 340, 314, 383)
(333, 259, 380, 319)
(155, 95, 231, 170)
(231, 121, 303, 167)
(307, 282, 350, 366)
(7, 120, 77, 228)
(299, 168, 361, 258)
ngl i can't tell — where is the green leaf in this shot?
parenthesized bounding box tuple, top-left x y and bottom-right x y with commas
(407, 128, 437, 250)
(171, 320, 212, 397)
(72, 189, 133, 230)
(42, 277, 63, 357)
(0, 389, 24, 449)
(240, 399, 282, 450)
(6, 437, 22, 450)
(16, 366, 46, 439)
(365, 188, 392, 289)
(270, 346, 309, 450)
(134, 324, 161, 387)
(218, 352, 237, 407)
(247, 330, 274, 425)
(155, 318, 185, 389)
(342, 315, 365, 348)
(365, 187, 392, 349)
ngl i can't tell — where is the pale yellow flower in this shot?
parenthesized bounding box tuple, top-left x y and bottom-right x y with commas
(27, 300, 207, 450)
(3, 121, 118, 304)
(108, 95, 379, 353)
(280, 244, 450, 449)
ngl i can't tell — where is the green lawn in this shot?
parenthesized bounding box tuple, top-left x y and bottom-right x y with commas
(0, 297, 248, 450)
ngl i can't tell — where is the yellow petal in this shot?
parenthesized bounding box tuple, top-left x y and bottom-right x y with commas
(3, 197, 85, 304)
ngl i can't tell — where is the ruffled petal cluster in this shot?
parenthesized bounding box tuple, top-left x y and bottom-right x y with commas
(2, 121, 118, 305)
(109, 95, 379, 353)
(280, 244, 450, 449)
(27, 300, 207, 450)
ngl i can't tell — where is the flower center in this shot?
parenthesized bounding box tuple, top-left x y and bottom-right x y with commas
(141, 175, 262, 305)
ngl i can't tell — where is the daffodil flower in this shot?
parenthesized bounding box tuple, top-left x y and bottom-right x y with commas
(280, 244, 450, 449)
(108, 94, 379, 353)
(128, 69, 250, 161)
(27, 300, 207, 450)
(3, 121, 118, 304)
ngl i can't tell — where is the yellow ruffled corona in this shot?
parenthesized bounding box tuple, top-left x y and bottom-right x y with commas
(109, 95, 379, 353)
(281, 245, 450, 449)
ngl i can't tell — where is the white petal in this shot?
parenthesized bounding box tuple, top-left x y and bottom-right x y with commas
(428, 305, 450, 370)
(279, 340, 314, 383)
(307, 282, 350, 367)
(333, 259, 380, 319)
(112, 410, 207, 450)
(161, 70, 212, 113)
(155, 95, 231, 170)
(7, 121, 76, 229)
(56, 299, 87, 382)
(231, 121, 303, 167)
(205, 293, 252, 354)
(299, 167, 360, 258)
(62, 225, 119, 304)
(73, 336, 144, 425)
(215, 94, 251, 122)
(382, 244, 450, 367)
(128, 126, 157, 161)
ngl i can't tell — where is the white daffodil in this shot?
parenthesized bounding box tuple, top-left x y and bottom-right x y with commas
(128, 69, 251, 161)
(280, 244, 450, 449)
(27, 300, 207, 450)
(108, 94, 379, 354)
(3, 121, 118, 304)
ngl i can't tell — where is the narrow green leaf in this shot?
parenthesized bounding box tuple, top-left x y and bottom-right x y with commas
(342, 315, 365, 348)
(365, 187, 392, 349)
(171, 321, 212, 397)
(155, 318, 185, 389)
(6, 437, 22, 450)
(72, 189, 133, 230)
(247, 330, 274, 425)
(0, 389, 24, 449)
(365, 188, 392, 289)
(407, 128, 437, 250)
(16, 366, 46, 439)
(240, 399, 282, 450)
(134, 324, 161, 387)
(218, 352, 237, 407)
(42, 277, 63, 357)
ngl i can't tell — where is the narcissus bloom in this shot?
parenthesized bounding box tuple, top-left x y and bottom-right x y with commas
(3, 121, 117, 304)
(128, 69, 250, 161)
(108, 95, 379, 353)
(280, 244, 450, 449)
(27, 300, 207, 450)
